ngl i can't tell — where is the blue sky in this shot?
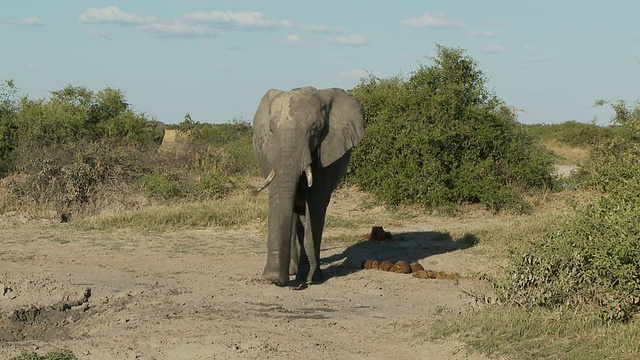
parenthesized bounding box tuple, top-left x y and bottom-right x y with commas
(2, 1, 639, 125)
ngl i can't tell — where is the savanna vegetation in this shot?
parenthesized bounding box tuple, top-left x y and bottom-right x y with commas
(2, 45, 640, 358)
(0, 80, 258, 221)
(429, 100, 640, 358)
(349, 45, 554, 213)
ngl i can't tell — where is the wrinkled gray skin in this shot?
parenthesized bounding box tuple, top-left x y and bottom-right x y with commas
(253, 87, 365, 286)
(148, 120, 166, 145)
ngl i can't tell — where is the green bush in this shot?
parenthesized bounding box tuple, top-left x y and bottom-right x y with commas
(175, 118, 258, 177)
(0, 82, 175, 216)
(349, 45, 554, 212)
(0, 80, 19, 171)
(498, 100, 640, 322)
(140, 169, 184, 200)
(133, 117, 255, 200)
(526, 120, 614, 147)
(0, 82, 259, 217)
(2, 84, 159, 155)
(195, 165, 232, 198)
(139, 167, 233, 201)
(183, 118, 252, 148)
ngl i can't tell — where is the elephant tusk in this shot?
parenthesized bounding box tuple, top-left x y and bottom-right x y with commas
(256, 169, 276, 192)
(305, 165, 313, 187)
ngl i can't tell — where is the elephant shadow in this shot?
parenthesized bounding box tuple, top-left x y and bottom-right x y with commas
(320, 231, 478, 281)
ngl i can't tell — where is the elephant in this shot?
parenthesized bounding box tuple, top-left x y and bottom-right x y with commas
(147, 120, 166, 146)
(253, 86, 365, 286)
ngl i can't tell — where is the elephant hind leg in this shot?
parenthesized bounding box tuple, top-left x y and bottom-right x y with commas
(295, 198, 326, 284)
(290, 182, 306, 276)
(294, 213, 311, 282)
(289, 213, 303, 275)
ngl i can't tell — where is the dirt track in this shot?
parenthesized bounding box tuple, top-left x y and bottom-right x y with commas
(0, 191, 496, 359)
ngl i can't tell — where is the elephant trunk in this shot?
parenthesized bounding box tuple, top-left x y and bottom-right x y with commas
(262, 174, 299, 286)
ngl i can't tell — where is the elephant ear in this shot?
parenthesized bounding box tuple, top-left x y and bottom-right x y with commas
(318, 88, 365, 167)
(253, 89, 283, 176)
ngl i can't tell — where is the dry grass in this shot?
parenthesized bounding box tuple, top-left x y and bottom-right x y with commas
(76, 189, 268, 232)
(430, 305, 640, 359)
(544, 139, 590, 165)
(426, 186, 640, 359)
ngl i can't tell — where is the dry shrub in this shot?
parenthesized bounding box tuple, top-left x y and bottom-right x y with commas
(0, 83, 259, 220)
(4, 141, 155, 219)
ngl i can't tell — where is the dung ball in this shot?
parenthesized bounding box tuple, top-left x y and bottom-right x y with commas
(391, 261, 411, 274)
(409, 262, 424, 273)
(379, 260, 394, 271)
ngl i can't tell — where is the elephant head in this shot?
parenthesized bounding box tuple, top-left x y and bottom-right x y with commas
(253, 86, 365, 286)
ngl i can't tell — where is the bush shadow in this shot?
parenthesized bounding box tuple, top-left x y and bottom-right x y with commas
(321, 231, 478, 281)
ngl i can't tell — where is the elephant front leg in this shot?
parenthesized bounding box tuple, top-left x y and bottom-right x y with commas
(262, 188, 296, 286)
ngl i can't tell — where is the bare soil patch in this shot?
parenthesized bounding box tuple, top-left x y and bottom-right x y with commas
(0, 189, 499, 359)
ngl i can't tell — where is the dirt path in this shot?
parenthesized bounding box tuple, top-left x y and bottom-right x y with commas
(0, 194, 497, 359)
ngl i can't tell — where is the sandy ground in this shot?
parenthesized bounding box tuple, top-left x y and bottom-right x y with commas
(553, 164, 577, 178)
(0, 189, 500, 360)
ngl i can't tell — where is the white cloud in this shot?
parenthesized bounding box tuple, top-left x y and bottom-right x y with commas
(480, 44, 507, 53)
(0, 17, 43, 26)
(279, 34, 308, 47)
(325, 34, 370, 46)
(77, 7, 336, 40)
(140, 21, 219, 37)
(468, 29, 495, 37)
(184, 11, 293, 29)
(299, 24, 339, 33)
(523, 45, 534, 52)
(19, 17, 43, 26)
(339, 69, 368, 78)
(26, 62, 41, 69)
(79, 6, 156, 24)
(401, 13, 466, 28)
(85, 29, 112, 40)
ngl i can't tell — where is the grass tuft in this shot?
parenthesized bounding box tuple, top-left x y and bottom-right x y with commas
(430, 306, 640, 359)
(11, 349, 77, 360)
(76, 190, 267, 232)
